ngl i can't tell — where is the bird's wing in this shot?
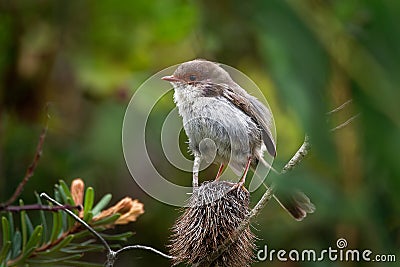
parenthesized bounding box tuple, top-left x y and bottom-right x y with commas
(203, 82, 276, 157)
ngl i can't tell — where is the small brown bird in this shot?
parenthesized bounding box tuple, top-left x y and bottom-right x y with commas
(162, 59, 314, 220)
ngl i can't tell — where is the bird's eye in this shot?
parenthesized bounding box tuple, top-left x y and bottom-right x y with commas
(189, 75, 196, 81)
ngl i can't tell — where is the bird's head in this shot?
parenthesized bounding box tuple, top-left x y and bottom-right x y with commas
(162, 59, 233, 87)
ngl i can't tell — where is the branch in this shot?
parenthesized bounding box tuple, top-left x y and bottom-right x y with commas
(40, 193, 173, 267)
(330, 113, 360, 132)
(326, 99, 353, 114)
(0, 113, 49, 209)
(281, 135, 311, 174)
(115, 245, 174, 260)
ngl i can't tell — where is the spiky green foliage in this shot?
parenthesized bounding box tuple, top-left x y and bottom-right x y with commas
(0, 180, 135, 267)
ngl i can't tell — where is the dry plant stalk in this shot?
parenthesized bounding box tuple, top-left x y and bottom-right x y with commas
(169, 181, 255, 267)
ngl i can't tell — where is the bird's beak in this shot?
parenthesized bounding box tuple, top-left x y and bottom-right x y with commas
(161, 75, 180, 82)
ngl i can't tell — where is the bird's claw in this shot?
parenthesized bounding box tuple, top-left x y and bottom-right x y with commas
(227, 181, 247, 194)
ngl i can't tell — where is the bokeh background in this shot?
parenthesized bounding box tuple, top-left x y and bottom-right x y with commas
(1, 0, 399, 266)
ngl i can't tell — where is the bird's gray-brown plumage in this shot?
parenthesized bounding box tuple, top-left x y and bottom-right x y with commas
(162, 59, 315, 220)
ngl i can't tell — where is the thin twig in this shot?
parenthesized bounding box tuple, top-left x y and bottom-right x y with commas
(1, 204, 81, 212)
(40, 192, 173, 267)
(281, 135, 311, 174)
(326, 99, 353, 114)
(0, 114, 49, 208)
(330, 113, 360, 132)
(115, 245, 174, 259)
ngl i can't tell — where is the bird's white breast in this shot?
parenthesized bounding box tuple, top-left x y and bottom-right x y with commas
(171, 82, 263, 174)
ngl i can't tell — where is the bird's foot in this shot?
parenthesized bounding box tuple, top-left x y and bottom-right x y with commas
(227, 181, 248, 194)
(227, 157, 251, 193)
(215, 163, 224, 181)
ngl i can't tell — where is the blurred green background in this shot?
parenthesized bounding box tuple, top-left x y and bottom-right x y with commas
(0, 0, 399, 266)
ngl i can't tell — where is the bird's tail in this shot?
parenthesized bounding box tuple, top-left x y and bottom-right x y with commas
(273, 191, 315, 221)
(258, 157, 315, 221)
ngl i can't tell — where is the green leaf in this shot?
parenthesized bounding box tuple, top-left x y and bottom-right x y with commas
(11, 230, 21, 259)
(72, 238, 96, 247)
(37, 234, 74, 255)
(20, 199, 27, 252)
(83, 187, 94, 221)
(26, 253, 82, 264)
(1, 217, 10, 244)
(91, 213, 120, 227)
(65, 197, 76, 229)
(25, 225, 43, 253)
(72, 226, 106, 240)
(7, 213, 14, 237)
(59, 180, 74, 205)
(0, 241, 11, 264)
(35, 191, 48, 243)
(50, 211, 62, 242)
(63, 260, 104, 266)
(68, 229, 91, 240)
(55, 184, 68, 204)
(61, 208, 68, 232)
(25, 213, 34, 237)
(23, 247, 36, 259)
(91, 193, 112, 216)
(10, 246, 36, 266)
(99, 231, 133, 241)
(62, 239, 97, 250)
(60, 244, 105, 254)
(85, 211, 93, 223)
(54, 188, 62, 203)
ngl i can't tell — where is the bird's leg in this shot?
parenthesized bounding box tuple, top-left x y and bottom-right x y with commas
(192, 154, 201, 189)
(230, 157, 252, 192)
(215, 163, 224, 181)
(238, 157, 252, 188)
